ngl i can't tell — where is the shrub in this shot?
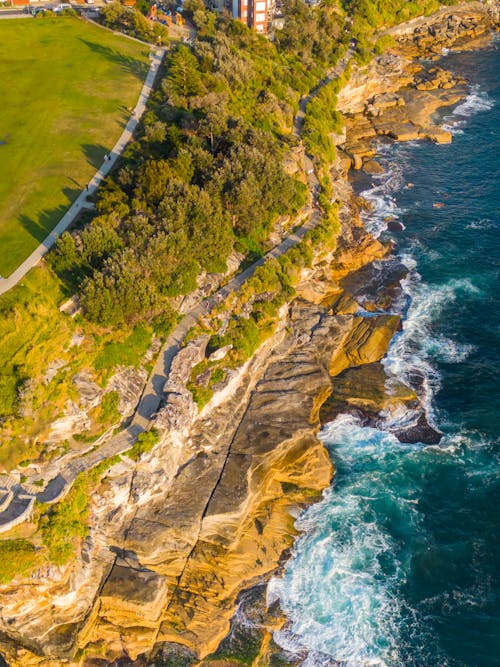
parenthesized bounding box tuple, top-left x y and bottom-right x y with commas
(0, 539, 41, 583)
(94, 327, 151, 372)
(126, 429, 160, 461)
(98, 390, 121, 425)
(40, 456, 120, 565)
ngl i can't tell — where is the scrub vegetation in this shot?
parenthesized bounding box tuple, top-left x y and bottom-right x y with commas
(0, 0, 464, 570)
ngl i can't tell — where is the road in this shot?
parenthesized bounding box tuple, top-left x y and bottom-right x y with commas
(0, 48, 165, 295)
(0, 10, 31, 19)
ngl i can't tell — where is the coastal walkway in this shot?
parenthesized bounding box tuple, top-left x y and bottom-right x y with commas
(0, 50, 352, 532)
(0, 47, 165, 296)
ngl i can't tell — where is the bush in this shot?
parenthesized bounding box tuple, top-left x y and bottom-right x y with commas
(126, 429, 160, 461)
(100, 2, 168, 44)
(189, 384, 213, 410)
(0, 371, 20, 419)
(0, 539, 41, 583)
(98, 390, 121, 425)
(40, 476, 90, 565)
(40, 456, 120, 565)
(94, 327, 151, 372)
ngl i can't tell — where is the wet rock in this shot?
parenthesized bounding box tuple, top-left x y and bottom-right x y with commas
(363, 159, 385, 175)
(387, 218, 405, 232)
(395, 412, 443, 445)
(320, 362, 418, 425)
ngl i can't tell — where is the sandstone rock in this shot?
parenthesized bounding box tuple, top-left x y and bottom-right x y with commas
(208, 344, 233, 362)
(363, 159, 385, 175)
(73, 371, 102, 409)
(329, 314, 401, 377)
(99, 564, 169, 627)
(49, 400, 91, 440)
(386, 123, 420, 141)
(106, 365, 148, 418)
(419, 127, 452, 144)
(44, 359, 67, 385)
(320, 362, 418, 424)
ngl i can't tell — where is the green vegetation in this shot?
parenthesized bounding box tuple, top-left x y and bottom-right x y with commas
(187, 204, 340, 409)
(40, 455, 120, 565)
(99, 2, 168, 44)
(0, 539, 42, 584)
(303, 79, 345, 168)
(0, 264, 156, 471)
(0, 16, 150, 277)
(94, 327, 152, 372)
(0, 0, 460, 477)
(345, 0, 453, 63)
(49, 2, 349, 331)
(126, 428, 160, 461)
(98, 390, 121, 425)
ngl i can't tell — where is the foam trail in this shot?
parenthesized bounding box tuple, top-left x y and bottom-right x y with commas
(268, 417, 418, 667)
(383, 271, 478, 422)
(358, 150, 405, 238)
(442, 84, 494, 134)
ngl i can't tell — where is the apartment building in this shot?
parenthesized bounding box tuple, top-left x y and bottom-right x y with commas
(231, 0, 274, 33)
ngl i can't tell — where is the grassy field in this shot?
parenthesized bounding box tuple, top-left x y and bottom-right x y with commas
(0, 16, 150, 277)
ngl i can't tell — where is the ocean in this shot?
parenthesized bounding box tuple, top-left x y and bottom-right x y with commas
(268, 40, 499, 667)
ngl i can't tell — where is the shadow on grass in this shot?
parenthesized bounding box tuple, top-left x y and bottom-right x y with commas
(82, 143, 109, 170)
(18, 187, 80, 244)
(78, 38, 149, 82)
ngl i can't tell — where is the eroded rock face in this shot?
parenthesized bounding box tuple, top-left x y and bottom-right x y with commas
(337, 3, 495, 172)
(0, 195, 406, 666)
(1, 9, 491, 664)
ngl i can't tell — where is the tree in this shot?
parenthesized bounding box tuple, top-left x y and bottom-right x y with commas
(165, 46, 203, 109)
(49, 231, 80, 274)
(80, 216, 123, 269)
(82, 249, 160, 326)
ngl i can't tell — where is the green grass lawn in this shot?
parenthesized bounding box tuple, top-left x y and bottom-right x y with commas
(0, 16, 150, 277)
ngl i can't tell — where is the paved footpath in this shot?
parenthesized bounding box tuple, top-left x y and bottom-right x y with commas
(0, 48, 165, 296)
(0, 50, 352, 531)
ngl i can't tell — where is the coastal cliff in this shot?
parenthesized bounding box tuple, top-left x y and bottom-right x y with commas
(0, 4, 497, 666)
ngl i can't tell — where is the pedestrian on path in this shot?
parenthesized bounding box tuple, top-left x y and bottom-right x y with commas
(86, 184, 89, 191)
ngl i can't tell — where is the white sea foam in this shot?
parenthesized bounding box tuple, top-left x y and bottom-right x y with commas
(383, 273, 478, 422)
(442, 85, 494, 134)
(269, 419, 490, 665)
(269, 417, 419, 666)
(453, 86, 494, 116)
(358, 155, 406, 238)
(466, 217, 495, 230)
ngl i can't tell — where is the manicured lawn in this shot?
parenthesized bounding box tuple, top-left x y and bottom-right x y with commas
(0, 16, 150, 277)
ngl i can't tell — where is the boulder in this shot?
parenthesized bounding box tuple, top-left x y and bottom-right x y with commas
(208, 344, 233, 362)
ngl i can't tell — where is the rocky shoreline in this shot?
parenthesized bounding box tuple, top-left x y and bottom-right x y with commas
(0, 4, 498, 666)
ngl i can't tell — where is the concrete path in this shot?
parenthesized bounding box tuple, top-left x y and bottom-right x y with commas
(0, 48, 165, 296)
(0, 12, 31, 19)
(0, 49, 353, 531)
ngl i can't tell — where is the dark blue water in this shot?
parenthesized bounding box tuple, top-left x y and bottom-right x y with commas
(269, 41, 499, 667)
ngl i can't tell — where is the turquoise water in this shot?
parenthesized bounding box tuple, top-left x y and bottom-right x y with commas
(269, 42, 499, 667)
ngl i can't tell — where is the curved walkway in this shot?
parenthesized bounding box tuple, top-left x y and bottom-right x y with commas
(0, 47, 165, 296)
(0, 50, 352, 532)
